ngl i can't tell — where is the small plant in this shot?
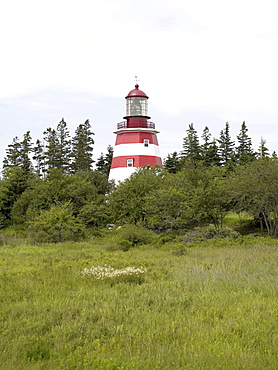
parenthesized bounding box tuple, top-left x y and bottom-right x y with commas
(81, 264, 146, 284)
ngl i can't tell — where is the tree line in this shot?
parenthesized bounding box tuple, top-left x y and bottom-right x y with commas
(164, 121, 272, 173)
(1, 118, 278, 240)
(2, 118, 113, 177)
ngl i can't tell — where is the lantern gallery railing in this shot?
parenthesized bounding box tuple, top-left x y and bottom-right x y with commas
(117, 121, 156, 130)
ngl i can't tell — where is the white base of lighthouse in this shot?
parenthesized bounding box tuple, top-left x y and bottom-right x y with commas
(109, 166, 138, 183)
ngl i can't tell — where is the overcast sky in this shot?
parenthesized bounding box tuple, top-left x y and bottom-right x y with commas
(1, 0, 278, 164)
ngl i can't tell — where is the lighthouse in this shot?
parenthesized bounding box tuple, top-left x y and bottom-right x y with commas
(109, 84, 163, 183)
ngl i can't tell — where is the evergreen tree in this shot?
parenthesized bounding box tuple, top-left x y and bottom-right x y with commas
(33, 139, 45, 176)
(201, 126, 211, 152)
(56, 118, 71, 172)
(2, 136, 21, 174)
(2, 132, 34, 176)
(43, 119, 71, 173)
(205, 139, 221, 167)
(19, 131, 33, 174)
(217, 122, 235, 165)
(164, 151, 180, 173)
(71, 119, 95, 172)
(181, 123, 201, 165)
(95, 145, 113, 176)
(43, 127, 59, 171)
(105, 145, 113, 173)
(257, 137, 269, 158)
(236, 121, 255, 164)
(201, 127, 221, 166)
(95, 153, 105, 172)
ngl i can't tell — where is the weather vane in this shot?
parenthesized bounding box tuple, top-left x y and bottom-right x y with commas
(134, 75, 139, 84)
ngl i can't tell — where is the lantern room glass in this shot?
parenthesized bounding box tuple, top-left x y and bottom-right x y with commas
(126, 97, 148, 117)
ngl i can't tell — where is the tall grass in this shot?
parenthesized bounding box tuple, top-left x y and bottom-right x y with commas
(1, 235, 278, 369)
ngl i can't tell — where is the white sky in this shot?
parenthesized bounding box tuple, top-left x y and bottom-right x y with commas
(1, 0, 278, 161)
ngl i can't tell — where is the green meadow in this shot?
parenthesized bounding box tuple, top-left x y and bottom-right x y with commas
(1, 231, 278, 369)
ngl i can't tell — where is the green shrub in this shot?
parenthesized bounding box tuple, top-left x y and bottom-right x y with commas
(28, 203, 85, 243)
(107, 224, 157, 251)
(182, 226, 240, 244)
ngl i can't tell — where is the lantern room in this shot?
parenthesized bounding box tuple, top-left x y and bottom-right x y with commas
(125, 84, 150, 118)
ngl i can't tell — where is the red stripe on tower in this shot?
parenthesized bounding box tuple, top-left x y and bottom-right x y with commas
(115, 132, 159, 145)
(109, 84, 163, 183)
(110, 155, 163, 169)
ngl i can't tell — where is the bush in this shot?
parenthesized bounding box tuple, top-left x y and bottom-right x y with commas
(182, 226, 240, 244)
(108, 224, 157, 251)
(28, 203, 86, 243)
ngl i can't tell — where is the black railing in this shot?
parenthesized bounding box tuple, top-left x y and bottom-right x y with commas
(117, 121, 156, 130)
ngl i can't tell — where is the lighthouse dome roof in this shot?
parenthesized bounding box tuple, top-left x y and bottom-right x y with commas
(126, 84, 149, 99)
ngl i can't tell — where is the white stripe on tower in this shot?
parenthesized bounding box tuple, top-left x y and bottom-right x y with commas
(113, 143, 161, 158)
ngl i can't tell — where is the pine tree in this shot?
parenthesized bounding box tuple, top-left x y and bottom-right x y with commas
(56, 118, 71, 172)
(43, 119, 71, 173)
(71, 119, 95, 172)
(2, 136, 22, 174)
(236, 121, 255, 164)
(205, 139, 221, 167)
(95, 145, 113, 176)
(201, 126, 211, 152)
(2, 132, 33, 176)
(43, 127, 59, 171)
(181, 123, 201, 165)
(257, 137, 269, 158)
(200, 127, 219, 166)
(33, 139, 45, 176)
(19, 131, 33, 174)
(217, 122, 235, 165)
(164, 151, 180, 173)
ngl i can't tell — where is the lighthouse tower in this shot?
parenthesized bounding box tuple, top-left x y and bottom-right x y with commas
(109, 84, 163, 183)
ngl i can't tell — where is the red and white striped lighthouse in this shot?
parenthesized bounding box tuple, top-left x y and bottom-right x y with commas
(109, 84, 162, 183)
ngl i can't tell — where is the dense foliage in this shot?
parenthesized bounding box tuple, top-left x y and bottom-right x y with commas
(1, 119, 278, 239)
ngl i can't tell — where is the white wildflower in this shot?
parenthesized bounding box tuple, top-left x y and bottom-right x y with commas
(81, 265, 146, 281)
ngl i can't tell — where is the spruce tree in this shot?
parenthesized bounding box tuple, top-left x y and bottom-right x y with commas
(201, 127, 221, 166)
(19, 131, 33, 174)
(71, 119, 95, 172)
(2, 136, 22, 174)
(181, 123, 201, 165)
(257, 137, 269, 158)
(164, 152, 180, 173)
(95, 145, 113, 176)
(205, 139, 221, 167)
(236, 121, 255, 164)
(2, 132, 33, 176)
(43, 127, 59, 171)
(56, 118, 71, 172)
(43, 119, 71, 173)
(217, 122, 235, 165)
(33, 139, 45, 176)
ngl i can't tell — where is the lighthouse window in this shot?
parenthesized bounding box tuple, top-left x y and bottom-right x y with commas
(127, 159, 133, 167)
(144, 139, 149, 147)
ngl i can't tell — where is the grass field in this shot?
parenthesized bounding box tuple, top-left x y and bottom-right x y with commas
(1, 232, 278, 369)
